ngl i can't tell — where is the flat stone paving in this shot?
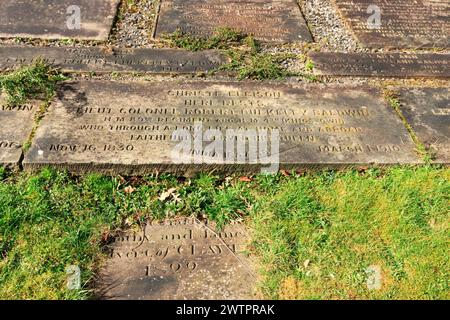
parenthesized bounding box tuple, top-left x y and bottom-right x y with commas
(96, 218, 256, 300)
(309, 52, 450, 78)
(0, 98, 39, 166)
(22, 81, 421, 175)
(0, 46, 227, 74)
(332, 0, 450, 48)
(154, 0, 312, 43)
(0, 0, 120, 40)
(398, 88, 449, 164)
(0, 0, 448, 303)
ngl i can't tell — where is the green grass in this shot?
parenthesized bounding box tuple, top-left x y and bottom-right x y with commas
(0, 59, 66, 106)
(163, 27, 247, 52)
(223, 50, 296, 80)
(163, 27, 303, 80)
(0, 166, 448, 299)
(251, 167, 449, 300)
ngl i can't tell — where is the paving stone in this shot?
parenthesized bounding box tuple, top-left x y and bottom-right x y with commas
(23, 81, 421, 174)
(332, 0, 450, 48)
(96, 218, 256, 300)
(398, 88, 449, 164)
(0, 0, 120, 40)
(0, 98, 39, 166)
(154, 0, 312, 43)
(0, 46, 227, 74)
(309, 52, 450, 78)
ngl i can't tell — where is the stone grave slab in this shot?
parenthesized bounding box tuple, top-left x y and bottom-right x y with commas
(309, 52, 450, 78)
(96, 218, 256, 300)
(0, 0, 120, 40)
(398, 88, 449, 164)
(0, 98, 39, 166)
(23, 81, 421, 174)
(332, 0, 450, 48)
(0, 47, 227, 74)
(153, 0, 312, 43)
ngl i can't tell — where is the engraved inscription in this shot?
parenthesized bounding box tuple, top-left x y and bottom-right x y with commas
(23, 81, 421, 173)
(154, 0, 312, 43)
(0, 0, 120, 41)
(333, 0, 450, 48)
(398, 88, 449, 164)
(0, 100, 38, 165)
(96, 218, 255, 300)
(0, 47, 226, 74)
(310, 52, 450, 78)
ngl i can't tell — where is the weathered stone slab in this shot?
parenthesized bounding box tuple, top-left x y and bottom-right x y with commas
(310, 52, 450, 78)
(154, 0, 312, 43)
(96, 218, 256, 300)
(0, 98, 38, 166)
(23, 81, 421, 174)
(0, 0, 120, 40)
(0, 47, 227, 74)
(332, 0, 450, 48)
(398, 88, 449, 164)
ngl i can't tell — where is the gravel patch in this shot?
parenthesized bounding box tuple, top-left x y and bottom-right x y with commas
(0, 38, 103, 48)
(109, 0, 158, 48)
(299, 0, 365, 52)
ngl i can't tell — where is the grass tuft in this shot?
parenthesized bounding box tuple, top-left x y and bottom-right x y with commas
(163, 27, 246, 51)
(0, 59, 66, 106)
(163, 27, 305, 80)
(383, 89, 432, 163)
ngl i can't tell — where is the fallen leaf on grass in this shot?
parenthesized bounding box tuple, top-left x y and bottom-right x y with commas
(159, 188, 177, 201)
(280, 170, 290, 177)
(303, 259, 310, 269)
(124, 186, 136, 194)
(358, 166, 369, 173)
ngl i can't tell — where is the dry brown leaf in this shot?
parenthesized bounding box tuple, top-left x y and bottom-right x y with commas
(124, 186, 136, 194)
(159, 187, 177, 201)
(280, 170, 290, 176)
(358, 166, 369, 173)
(172, 193, 181, 203)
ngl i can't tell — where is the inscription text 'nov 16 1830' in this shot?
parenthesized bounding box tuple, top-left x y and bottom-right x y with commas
(23, 81, 421, 174)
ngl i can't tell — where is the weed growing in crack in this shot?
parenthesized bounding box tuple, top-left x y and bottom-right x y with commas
(0, 59, 66, 106)
(163, 27, 314, 80)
